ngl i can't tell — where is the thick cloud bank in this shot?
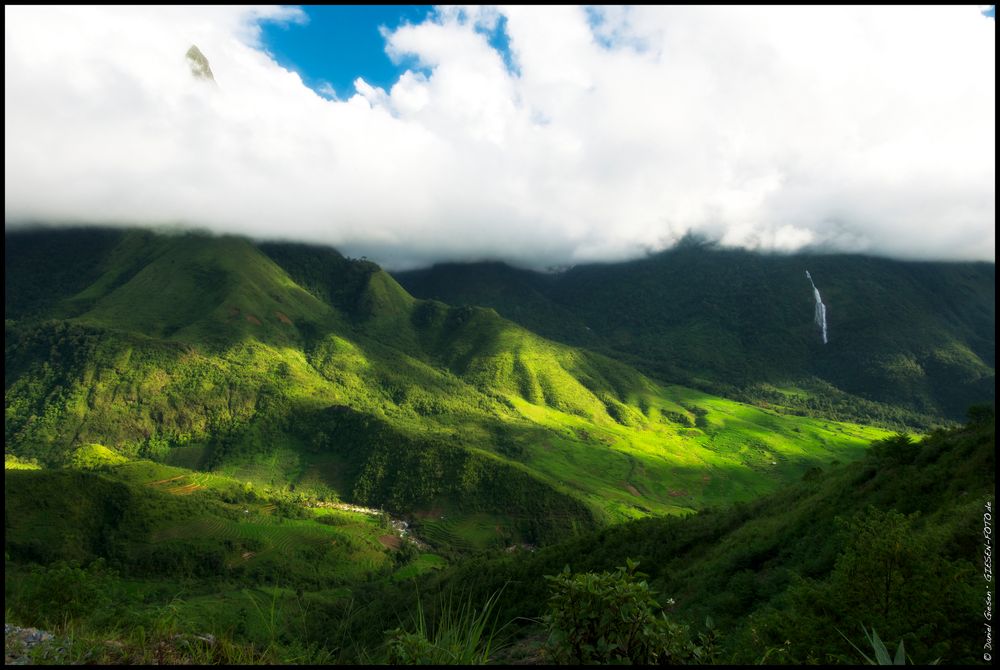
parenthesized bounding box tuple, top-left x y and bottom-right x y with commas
(4, 5, 995, 268)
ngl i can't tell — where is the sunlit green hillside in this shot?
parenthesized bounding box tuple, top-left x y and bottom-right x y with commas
(7, 228, 892, 546)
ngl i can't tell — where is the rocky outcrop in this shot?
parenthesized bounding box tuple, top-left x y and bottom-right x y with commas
(4, 624, 58, 665)
(185, 45, 215, 82)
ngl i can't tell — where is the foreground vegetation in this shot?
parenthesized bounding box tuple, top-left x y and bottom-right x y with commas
(337, 412, 994, 664)
(5, 413, 993, 664)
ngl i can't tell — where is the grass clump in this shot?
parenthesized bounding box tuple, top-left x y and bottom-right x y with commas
(383, 587, 509, 664)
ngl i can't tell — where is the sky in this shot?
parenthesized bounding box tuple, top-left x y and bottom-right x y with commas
(259, 5, 436, 100)
(4, 5, 996, 270)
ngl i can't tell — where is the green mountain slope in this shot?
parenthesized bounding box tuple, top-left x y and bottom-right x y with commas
(348, 414, 995, 664)
(6, 228, 892, 545)
(396, 240, 995, 424)
(4, 460, 404, 587)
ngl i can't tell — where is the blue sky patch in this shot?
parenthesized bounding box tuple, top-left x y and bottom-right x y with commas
(485, 13, 518, 76)
(260, 5, 434, 99)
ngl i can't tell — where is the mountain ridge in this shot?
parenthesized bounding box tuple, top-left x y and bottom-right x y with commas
(396, 243, 995, 423)
(6, 226, 894, 538)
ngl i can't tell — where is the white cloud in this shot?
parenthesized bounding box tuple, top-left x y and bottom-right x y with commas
(4, 5, 995, 268)
(315, 81, 338, 99)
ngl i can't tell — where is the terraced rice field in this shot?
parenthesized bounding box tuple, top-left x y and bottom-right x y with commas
(392, 553, 447, 581)
(417, 520, 475, 552)
(416, 513, 514, 552)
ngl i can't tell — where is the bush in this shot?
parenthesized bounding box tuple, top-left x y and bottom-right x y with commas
(10, 559, 116, 628)
(543, 559, 709, 664)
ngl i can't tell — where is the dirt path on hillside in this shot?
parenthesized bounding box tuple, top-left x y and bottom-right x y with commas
(378, 535, 401, 550)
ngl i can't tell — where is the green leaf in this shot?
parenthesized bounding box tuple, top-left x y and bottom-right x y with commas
(869, 628, 893, 665)
(893, 640, 906, 666)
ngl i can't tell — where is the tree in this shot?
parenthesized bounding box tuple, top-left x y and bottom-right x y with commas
(869, 432, 918, 466)
(831, 507, 919, 622)
(966, 403, 995, 427)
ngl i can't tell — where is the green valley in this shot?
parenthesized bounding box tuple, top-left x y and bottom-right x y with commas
(5, 228, 895, 533)
(4, 227, 993, 665)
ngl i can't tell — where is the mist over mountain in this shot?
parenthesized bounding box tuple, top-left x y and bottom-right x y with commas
(4, 6, 995, 268)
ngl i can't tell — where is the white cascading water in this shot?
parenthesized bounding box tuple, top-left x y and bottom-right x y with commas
(805, 271, 828, 344)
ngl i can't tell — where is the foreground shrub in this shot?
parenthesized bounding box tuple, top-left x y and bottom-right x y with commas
(543, 559, 717, 664)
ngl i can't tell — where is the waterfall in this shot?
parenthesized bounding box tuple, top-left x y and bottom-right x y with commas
(805, 271, 828, 344)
